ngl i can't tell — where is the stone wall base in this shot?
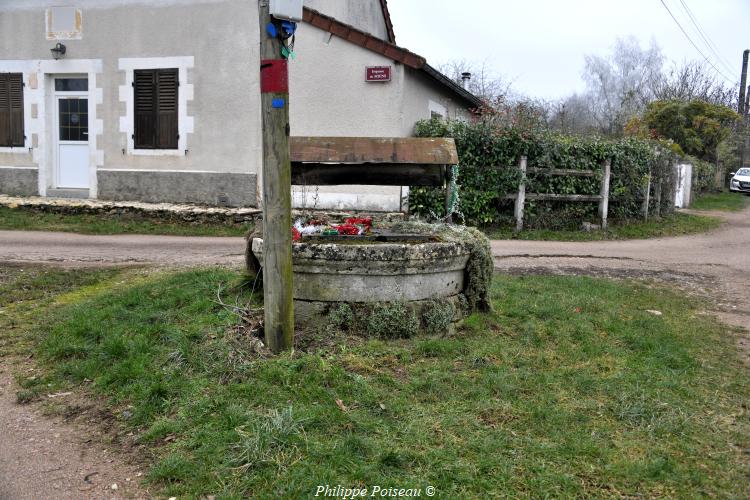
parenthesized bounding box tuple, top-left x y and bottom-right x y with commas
(294, 295, 467, 335)
(0, 167, 38, 197)
(98, 170, 258, 208)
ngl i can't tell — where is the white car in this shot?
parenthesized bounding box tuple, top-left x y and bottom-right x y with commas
(729, 168, 750, 194)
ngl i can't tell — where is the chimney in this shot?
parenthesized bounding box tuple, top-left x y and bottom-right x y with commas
(460, 72, 472, 90)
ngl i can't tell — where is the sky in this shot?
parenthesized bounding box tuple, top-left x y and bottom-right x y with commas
(387, 0, 749, 100)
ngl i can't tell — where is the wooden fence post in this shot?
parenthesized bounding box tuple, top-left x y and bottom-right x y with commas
(598, 158, 611, 230)
(514, 156, 527, 232)
(444, 165, 453, 224)
(654, 179, 662, 218)
(642, 169, 652, 221)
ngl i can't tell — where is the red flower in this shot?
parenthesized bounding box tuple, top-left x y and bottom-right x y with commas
(292, 227, 301, 242)
(345, 217, 373, 230)
(336, 224, 360, 236)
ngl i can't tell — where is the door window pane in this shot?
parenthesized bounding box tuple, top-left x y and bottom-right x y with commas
(58, 98, 88, 142)
(55, 78, 88, 92)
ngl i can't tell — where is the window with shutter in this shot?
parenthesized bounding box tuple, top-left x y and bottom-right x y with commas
(133, 68, 178, 150)
(0, 73, 25, 148)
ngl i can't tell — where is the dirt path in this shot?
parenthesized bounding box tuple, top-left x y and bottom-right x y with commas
(0, 230, 246, 267)
(492, 206, 750, 358)
(0, 364, 149, 499)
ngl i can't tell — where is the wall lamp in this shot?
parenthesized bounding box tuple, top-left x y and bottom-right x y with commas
(51, 43, 66, 60)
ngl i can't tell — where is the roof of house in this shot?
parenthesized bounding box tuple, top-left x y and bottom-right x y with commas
(302, 7, 483, 109)
(379, 0, 397, 44)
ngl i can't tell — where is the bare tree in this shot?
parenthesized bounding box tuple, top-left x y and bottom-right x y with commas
(548, 93, 599, 135)
(581, 36, 665, 136)
(438, 59, 513, 102)
(653, 61, 738, 108)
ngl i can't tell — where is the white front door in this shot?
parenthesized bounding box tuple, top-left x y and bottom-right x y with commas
(55, 88, 90, 189)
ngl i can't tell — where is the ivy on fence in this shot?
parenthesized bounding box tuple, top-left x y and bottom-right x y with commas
(410, 118, 681, 228)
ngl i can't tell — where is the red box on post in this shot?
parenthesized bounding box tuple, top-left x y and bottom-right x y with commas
(260, 59, 289, 93)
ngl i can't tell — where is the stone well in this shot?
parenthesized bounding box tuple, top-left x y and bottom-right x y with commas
(251, 237, 472, 325)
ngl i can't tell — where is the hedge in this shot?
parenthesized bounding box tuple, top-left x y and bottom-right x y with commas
(410, 119, 680, 228)
(690, 157, 719, 195)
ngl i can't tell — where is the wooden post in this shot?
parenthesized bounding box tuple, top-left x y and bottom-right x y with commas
(514, 156, 527, 232)
(642, 169, 651, 220)
(654, 179, 662, 218)
(259, 1, 294, 353)
(444, 165, 453, 224)
(739, 50, 748, 116)
(598, 159, 611, 230)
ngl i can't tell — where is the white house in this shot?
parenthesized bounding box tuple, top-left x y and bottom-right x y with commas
(0, 0, 480, 211)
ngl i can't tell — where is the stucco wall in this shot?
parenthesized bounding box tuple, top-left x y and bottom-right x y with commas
(304, 0, 389, 41)
(291, 24, 472, 136)
(0, 0, 261, 203)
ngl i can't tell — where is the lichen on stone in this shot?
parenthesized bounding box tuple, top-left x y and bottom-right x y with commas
(389, 222, 493, 313)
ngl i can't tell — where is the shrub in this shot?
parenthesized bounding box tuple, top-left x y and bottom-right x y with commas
(411, 118, 679, 226)
(423, 299, 456, 335)
(324, 303, 354, 333)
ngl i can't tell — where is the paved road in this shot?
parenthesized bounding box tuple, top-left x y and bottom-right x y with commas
(0, 230, 246, 267)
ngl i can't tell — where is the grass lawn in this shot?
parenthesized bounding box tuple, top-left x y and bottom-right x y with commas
(484, 213, 721, 241)
(1, 266, 748, 498)
(691, 191, 750, 212)
(0, 206, 250, 237)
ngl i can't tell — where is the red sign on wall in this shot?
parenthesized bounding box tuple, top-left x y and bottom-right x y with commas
(366, 66, 391, 82)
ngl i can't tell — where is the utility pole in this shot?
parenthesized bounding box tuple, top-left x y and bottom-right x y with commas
(739, 50, 748, 116)
(258, 0, 294, 353)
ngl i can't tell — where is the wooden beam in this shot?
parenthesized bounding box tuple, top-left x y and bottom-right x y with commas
(526, 194, 603, 202)
(259, 1, 294, 353)
(290, 137, 458, 165)
(291, 163, 445, 186)
(502, 193, 603, 202)
(526, 167, 598, 177)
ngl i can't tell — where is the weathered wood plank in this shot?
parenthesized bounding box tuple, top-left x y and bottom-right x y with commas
(491, 166, 597, 176)
(291, 163, 445, 186)
(525, 193, 603, 202)
(290, 137, 458, 165)
(502, 193, 603, 202)
(514, 157, 527, 232)
(527, 167, 598, 177)
(598, 159, 611, 230)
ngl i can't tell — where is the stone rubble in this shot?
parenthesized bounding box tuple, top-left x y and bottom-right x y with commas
(0, 195, 406, 227)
